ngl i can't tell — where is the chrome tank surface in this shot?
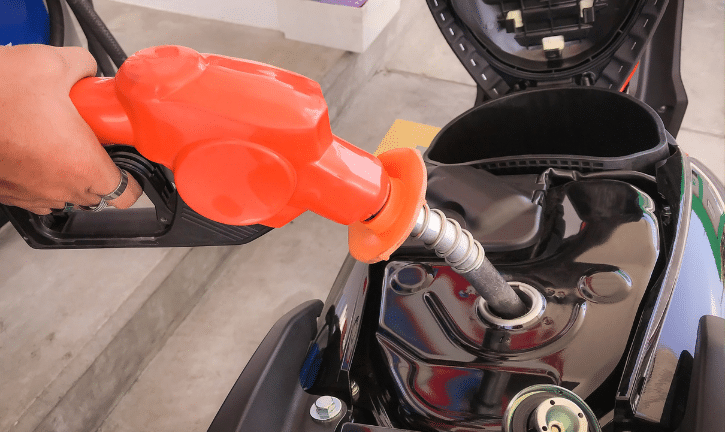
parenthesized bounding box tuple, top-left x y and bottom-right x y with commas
(617, 155, 725, 430)
(376, 179, 660, 431)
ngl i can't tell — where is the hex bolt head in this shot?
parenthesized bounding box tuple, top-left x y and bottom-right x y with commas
(310, 395, 342, 421)
(316, 396, 334, 413)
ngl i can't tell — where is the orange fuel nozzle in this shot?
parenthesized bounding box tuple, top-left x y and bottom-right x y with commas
(349, 148, 427, 263)
(70, 45, 426, 263)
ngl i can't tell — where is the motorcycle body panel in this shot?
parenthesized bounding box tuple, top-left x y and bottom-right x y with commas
(210, 145, 724, 431)
(208, 72, 722, 429)
(616, 155, 725, 430)
(376, 177, 660, 430)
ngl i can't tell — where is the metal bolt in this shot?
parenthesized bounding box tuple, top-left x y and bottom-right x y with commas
(316, 396, 334, 413)
(310, 395, 342, 421)
(350, 381, 360, 402)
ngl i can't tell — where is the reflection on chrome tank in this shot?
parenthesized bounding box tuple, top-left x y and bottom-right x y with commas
(376, 179, 660, 431)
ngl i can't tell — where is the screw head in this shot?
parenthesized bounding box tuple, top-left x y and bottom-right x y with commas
(310, 395, 342, 421)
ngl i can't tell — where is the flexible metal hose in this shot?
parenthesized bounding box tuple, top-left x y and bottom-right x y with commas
(411, 204, 528, 319)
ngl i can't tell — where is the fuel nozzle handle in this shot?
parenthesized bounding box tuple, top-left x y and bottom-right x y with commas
(69, 45, 524, 318)
(70, 45, 390, 229)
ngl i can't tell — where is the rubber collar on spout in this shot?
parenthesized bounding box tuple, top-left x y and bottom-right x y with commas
(348, 148, 427, 263)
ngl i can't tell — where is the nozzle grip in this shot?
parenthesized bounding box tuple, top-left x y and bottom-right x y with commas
(2, 146, 272, 249)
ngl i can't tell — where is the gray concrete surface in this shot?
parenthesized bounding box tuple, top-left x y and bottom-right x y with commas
(331, 70, 476, 154)
(676, 0, 725, 182)
(98, 213, 349, 432)
(386, 3, 475, 87)
(2, 1, 723, 432)
(22, 246, 236, 432)
(0, 226, 178, 432)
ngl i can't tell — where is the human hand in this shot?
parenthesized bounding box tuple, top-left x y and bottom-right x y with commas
(0, 44, 142, 215)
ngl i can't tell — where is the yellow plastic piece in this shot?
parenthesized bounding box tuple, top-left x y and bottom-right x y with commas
(374, 119, 441, 156)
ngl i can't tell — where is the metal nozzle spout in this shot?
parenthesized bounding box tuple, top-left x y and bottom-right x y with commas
(410, 204, 528, 319)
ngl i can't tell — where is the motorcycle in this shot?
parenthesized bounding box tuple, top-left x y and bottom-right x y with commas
(4, 0, 723, 431)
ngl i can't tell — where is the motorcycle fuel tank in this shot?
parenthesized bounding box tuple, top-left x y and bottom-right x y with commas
(377, 176, 660, 430)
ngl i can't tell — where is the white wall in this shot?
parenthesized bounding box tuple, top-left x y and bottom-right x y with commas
(111, 0, 280, 30)
(111, 0, 400, 53)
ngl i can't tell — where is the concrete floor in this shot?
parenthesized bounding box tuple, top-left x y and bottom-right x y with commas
(1, 1, 723, 432)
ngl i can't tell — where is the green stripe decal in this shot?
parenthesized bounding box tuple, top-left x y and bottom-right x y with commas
(691, 194, 723, 279)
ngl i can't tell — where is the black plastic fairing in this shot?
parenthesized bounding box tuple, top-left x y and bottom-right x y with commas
(626, 0, 688, 136)
(425, 167, 545, 253)
(677, 316, 725, 432)
(300, 256, 370, 400)
(207, 300, 333, 432)
(428, 0, 669, 91)
(615, 157, 725, 429)
(425, 87, 668, 175)
(452, 0, 638, 72)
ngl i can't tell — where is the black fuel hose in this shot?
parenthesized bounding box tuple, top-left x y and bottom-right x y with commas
(64, 0, 127, 68)
(75, 0, 116, 76)
(86, 31, 116, 76)
(46, 0, 65, 47)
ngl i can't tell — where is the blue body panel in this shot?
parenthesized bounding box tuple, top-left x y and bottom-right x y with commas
(0, 0, 50, 46)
